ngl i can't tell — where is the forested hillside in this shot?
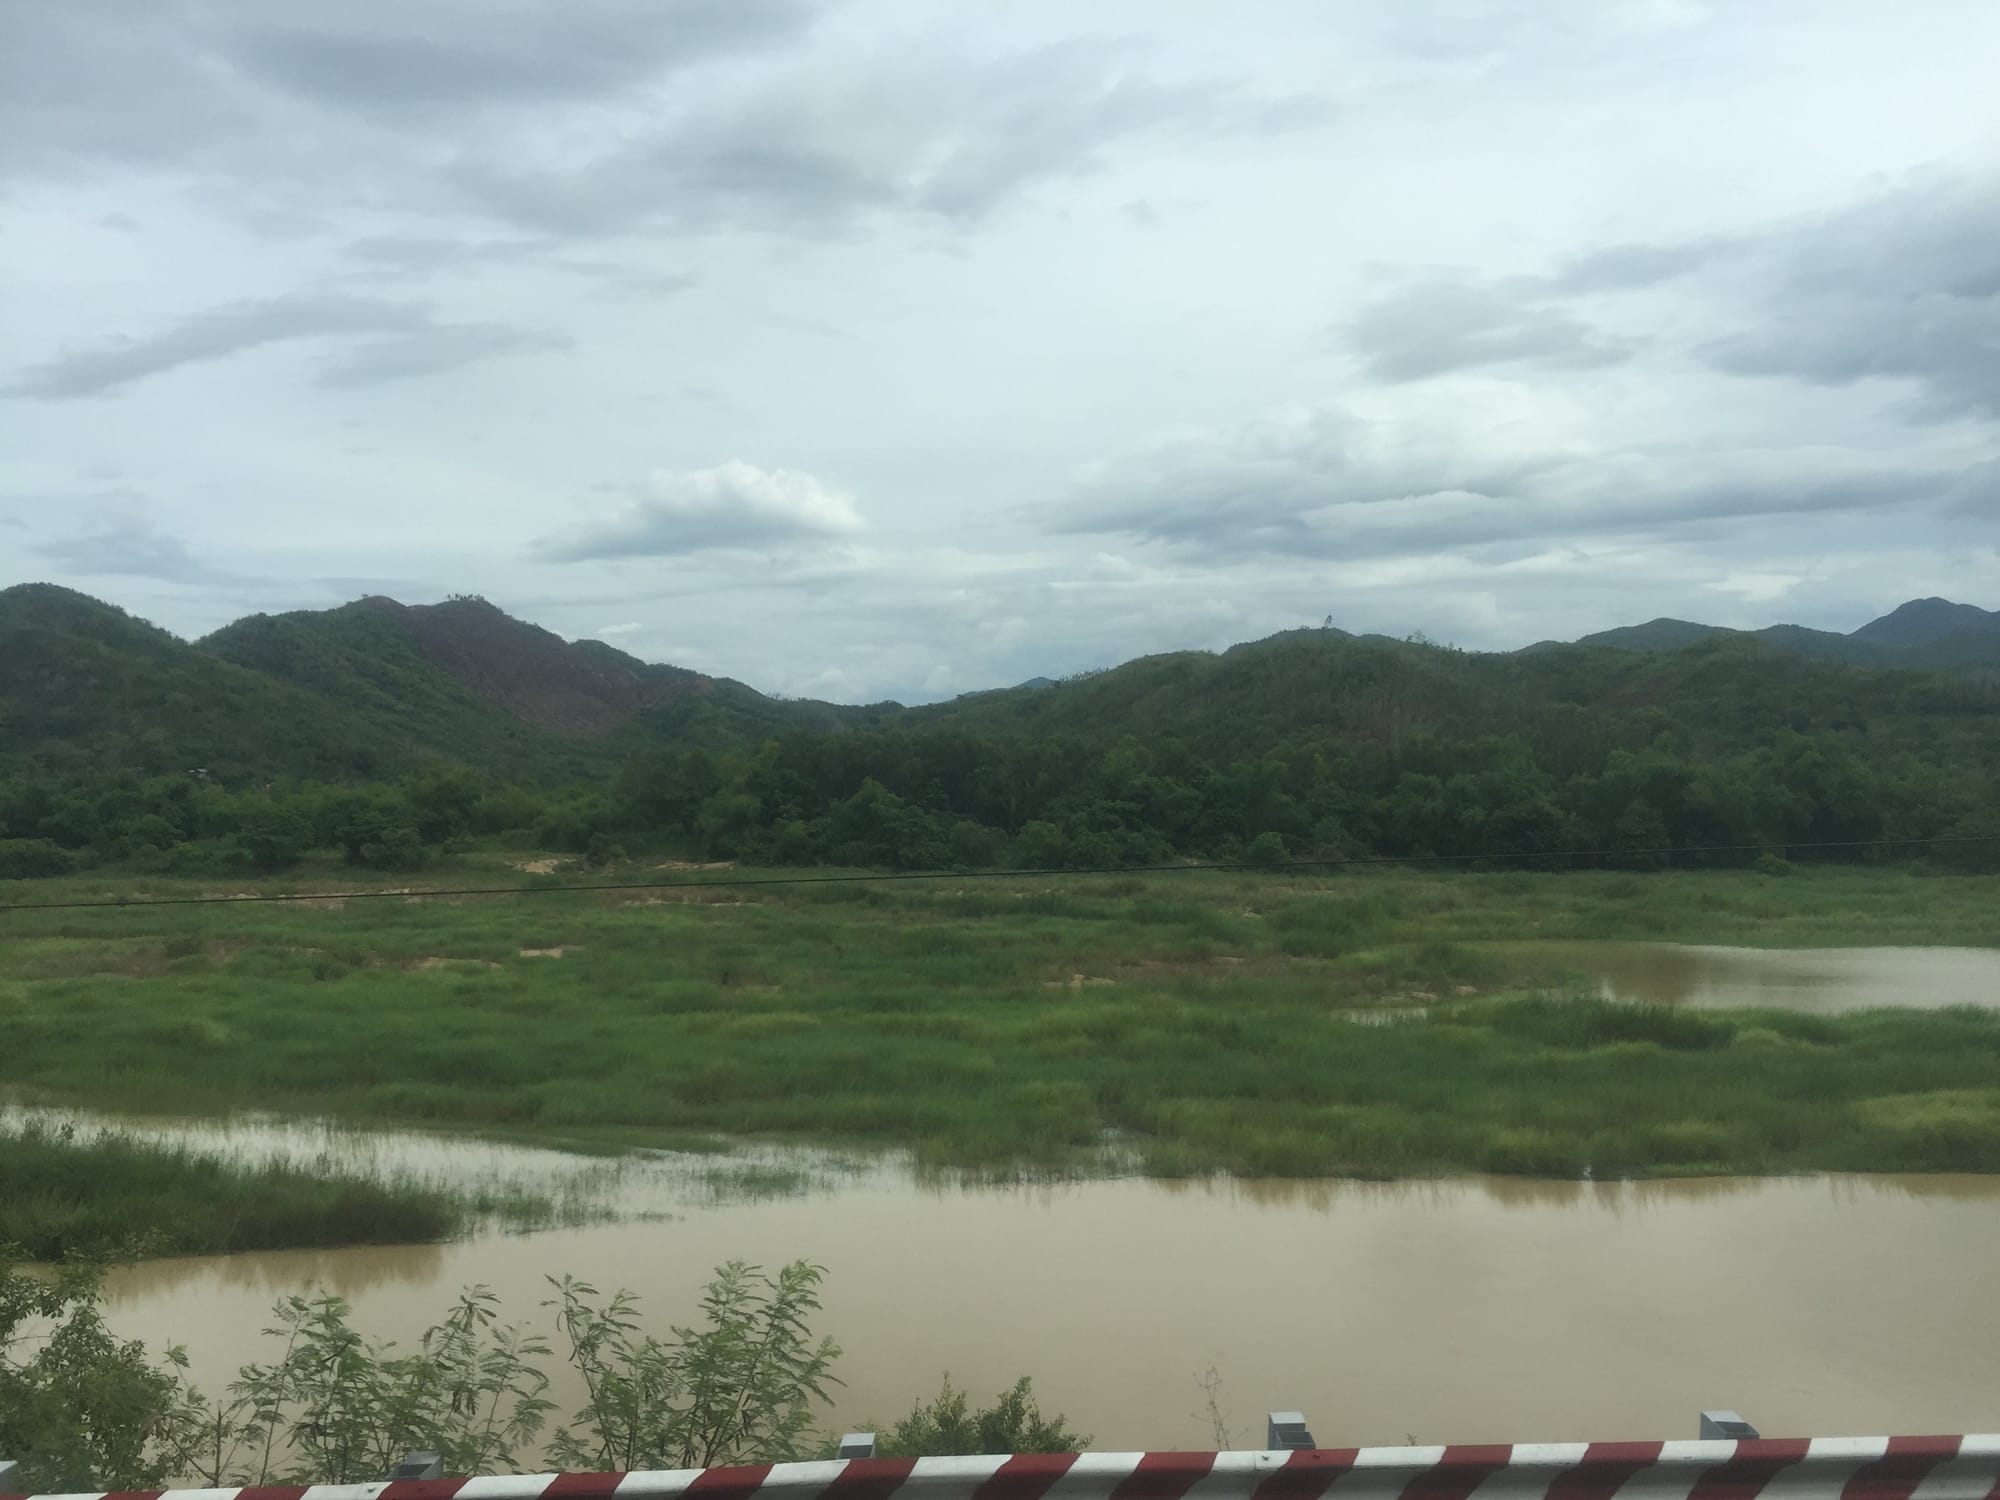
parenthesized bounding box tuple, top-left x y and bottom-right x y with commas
(0, 585, 405, 781)
(4, 584, 1997, 880)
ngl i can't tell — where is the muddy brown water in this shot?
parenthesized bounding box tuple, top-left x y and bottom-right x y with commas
(91, 1170, 2000, 1452)
(1536, 943, 2000, 1013)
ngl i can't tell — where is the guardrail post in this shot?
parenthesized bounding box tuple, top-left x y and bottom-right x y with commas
(390, 1451, 446, 1480)
(1268, 1411, 1316, 1450)
(837, 1433, 878, 1459)
(1699, 1411, 1759, 1440)
(0, 1459, 20, 1491)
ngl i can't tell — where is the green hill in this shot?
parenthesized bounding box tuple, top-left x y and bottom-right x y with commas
(1573, 618, 1727, 653)
(0, 584, 881, 784)
(0, 584, 400, 781)
(1852, 597, 2000, 649)
(910, 626, 2000, 767)
(206, 595, 878, 753)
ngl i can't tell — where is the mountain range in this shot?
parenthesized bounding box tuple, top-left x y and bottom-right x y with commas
(1538, 596, 2000, 669)
(2, 582, 1996, 783)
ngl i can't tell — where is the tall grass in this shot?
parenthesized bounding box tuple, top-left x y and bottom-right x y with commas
(0, 1122, 475, 1259)
(1, 863, 1996, 1188)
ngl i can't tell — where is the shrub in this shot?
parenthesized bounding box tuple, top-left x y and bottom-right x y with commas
(354, 825, 428, 872)
(1243, 832, 1288, 867)
(874, 1376, 1088, 1457)
(2, 1247, 191, 1492)
(0, 837, 78, 879)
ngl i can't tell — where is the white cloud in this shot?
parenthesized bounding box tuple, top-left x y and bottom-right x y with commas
(534, 462, 865, 561)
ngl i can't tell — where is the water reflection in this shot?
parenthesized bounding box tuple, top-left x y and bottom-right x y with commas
(1508, 943, 2000, 1013)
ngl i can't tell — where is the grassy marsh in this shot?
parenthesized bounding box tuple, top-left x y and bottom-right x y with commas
(2, 863, 1997, 1189)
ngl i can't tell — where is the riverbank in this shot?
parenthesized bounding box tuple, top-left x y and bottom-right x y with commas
(2, 865, 1996, 1211)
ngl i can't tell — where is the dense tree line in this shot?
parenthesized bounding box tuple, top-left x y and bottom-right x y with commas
(4, 714, 1995, 878)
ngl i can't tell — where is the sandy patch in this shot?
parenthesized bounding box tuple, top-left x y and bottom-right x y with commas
(412, 956, 502, 971)
(654, 859, 737, 871)
(512, 858, 564, 874)
(519, 946, 570, 958)
(1042, 972, 1115, 989)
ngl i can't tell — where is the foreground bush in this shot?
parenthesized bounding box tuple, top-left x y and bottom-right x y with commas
(0, 1254, 1078, 1492)
(872, 1376, 1087, 1457)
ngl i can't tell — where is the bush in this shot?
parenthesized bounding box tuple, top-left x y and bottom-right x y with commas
(1243, 831, 1288, 867)
(237, 805, 312, 872)
(0, 837, 78, 879)
(874, 1376, 1088, 1457)
(353, 825, 428, 872)
(1013, 821, 1065, 868)
(2, 1248, 191, 1492)
(1, 1256, 851, 1489)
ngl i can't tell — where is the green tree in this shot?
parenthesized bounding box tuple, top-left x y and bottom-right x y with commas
(236, 805, 312, 872)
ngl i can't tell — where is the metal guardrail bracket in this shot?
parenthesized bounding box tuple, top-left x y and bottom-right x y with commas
(1700, 1411, 1760, 1440)
(1268, 1411, 1316, 1450)
(0, 1459, 20, 1491)
(838, 1433, 878, 1459)
(391, 1451, 446, 1480)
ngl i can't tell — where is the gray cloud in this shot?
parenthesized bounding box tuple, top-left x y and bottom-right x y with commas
(0, 4, 247, 176)
(1335, 171, 2000, 419)
(225, 0, 813, 114)
(2, 0, 816, 184)
(1692, 176, 2000, 419)
(1342, 275, 1637, 381)
(317, 323, 572, 387)
(1553, 238, 1734, 293)
(1050, 401, 1983, 561)
(36, 515, 247, 586)
(7, 293, 566, 399)
(452, 38, 1298, 238)
(535, 462, 863, 561)
(341, 233, 701, 301)
(6, 1, 1311, 247)
(342, 234, 553, 271)
(6, 295, 420, 398)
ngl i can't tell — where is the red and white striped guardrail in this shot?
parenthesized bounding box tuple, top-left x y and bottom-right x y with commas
(6, 1436, 1998, 1500)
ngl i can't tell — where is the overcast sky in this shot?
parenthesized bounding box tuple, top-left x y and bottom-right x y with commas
(4, 0, 1997, 703)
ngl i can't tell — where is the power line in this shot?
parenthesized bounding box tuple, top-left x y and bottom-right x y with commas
(1, 833, 1996, 914)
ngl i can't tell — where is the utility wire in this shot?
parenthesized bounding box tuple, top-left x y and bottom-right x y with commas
(1, 833, 1996, 914)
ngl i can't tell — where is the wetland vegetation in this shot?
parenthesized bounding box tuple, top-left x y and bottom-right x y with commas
(4, 862, 1996, 1249)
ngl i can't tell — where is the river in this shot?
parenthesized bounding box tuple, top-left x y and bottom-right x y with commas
(90, 1167, 2000, 1451)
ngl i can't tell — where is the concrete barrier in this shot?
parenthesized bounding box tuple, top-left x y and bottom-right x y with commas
(5, 1435, 1997, 1500)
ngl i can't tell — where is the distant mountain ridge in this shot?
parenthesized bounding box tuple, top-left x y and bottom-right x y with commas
(1564, 596, 2000, 669)
(0, 584, 877, 781)
(1, 582, 1995, 783)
